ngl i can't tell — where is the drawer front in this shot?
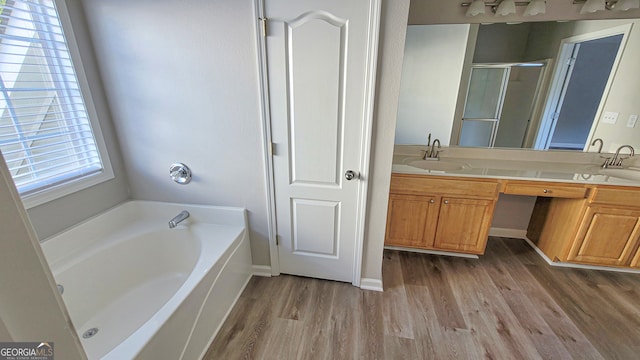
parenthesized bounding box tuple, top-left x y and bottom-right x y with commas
(390, 175, 499, 198)
(591, 187, 640, 207)
(503, 182, 588, 198)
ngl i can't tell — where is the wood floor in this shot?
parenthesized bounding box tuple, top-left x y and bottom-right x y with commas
(205, 237, 640, 359)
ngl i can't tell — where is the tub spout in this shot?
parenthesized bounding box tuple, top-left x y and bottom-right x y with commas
(169, 210, 190, 229)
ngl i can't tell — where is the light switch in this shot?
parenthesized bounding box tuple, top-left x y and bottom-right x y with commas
(602, 111, 619, 124)
(627, 114, 638, 128)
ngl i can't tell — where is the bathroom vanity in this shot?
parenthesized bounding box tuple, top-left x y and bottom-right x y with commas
(386, 146, 640, 270)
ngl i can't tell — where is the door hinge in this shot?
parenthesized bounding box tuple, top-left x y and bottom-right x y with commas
(259, 17, 268, 37)
(567, 57, 576, 66)
(268, 141, 274, 156)
(275, 235, 279, 246)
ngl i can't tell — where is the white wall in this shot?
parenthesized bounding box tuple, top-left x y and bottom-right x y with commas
(25, 0, 130, 241)
(0, 154, 86, 359)
(362, 0, 411, 284)
(80, 0, 271, 265)
(395, 24, 470, 145)
(473, 23, 531, 63)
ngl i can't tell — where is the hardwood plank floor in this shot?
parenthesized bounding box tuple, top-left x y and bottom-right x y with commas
(205, 237, 640, 359)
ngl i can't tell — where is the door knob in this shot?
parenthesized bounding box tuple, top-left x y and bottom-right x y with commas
(344, 170, 359, 181)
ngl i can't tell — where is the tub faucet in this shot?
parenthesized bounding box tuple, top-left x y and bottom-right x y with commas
(169, 210, 190, 229)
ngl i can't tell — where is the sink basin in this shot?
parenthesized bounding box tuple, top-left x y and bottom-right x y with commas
(406, 159, 467, 172)
(598, 168, 640, 182)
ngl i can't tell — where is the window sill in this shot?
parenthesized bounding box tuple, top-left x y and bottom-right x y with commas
(20, 168, 115, 210)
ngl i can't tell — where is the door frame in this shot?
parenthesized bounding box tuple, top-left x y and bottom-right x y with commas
(534, 24, 632, 151)
(253, 0, 382, 286)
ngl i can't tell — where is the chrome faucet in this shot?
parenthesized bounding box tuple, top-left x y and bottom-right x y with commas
(424, 139, 441, 160)
(590, 138, 603, 153)
(602, 145, 635, 169)
(168, 210, 190, 229)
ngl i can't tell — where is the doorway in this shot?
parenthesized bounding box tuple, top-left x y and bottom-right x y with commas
(535, 29, 628, 150)
(258, 0, 380, 284)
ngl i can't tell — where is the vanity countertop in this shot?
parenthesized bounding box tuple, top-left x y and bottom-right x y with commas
(392, 146, 640, 187)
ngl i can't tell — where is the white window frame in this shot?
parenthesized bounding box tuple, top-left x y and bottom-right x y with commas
(1, 0, 114, 209)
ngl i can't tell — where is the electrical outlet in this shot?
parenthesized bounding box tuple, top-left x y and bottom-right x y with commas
(602, 111, 619, 124)
(627, 114, 638, 128)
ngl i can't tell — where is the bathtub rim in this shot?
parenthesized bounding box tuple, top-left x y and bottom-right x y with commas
(38, 199, 250, 359)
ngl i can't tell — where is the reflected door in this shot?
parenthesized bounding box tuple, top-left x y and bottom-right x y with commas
(458, 67, 508, 147)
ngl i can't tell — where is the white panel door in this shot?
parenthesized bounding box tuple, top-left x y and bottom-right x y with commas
(265, 0, 378, 282)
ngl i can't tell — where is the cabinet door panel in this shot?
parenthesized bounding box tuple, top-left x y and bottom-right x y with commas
(385, 194, 439, 248)
(433, 197, 495, 254)
(567, 206, 640, 267)
(630, 247, 640, 269)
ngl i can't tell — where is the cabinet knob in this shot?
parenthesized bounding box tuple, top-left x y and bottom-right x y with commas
(429, 199, 435, 203)
(543, 189, 549, 193)
(444, 200, 449, 204)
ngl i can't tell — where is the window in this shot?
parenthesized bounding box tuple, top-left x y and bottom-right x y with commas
(0, 0, 112, 208)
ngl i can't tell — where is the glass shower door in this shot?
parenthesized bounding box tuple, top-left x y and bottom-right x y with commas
(458, 67, 509, 147)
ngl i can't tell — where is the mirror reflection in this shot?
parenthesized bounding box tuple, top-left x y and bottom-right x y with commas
(395, 19, 640, 152)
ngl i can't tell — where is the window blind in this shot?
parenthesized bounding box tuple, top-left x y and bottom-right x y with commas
(0, 0, 103, 196)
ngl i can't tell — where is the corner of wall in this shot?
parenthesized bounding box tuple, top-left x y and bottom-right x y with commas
(361, 0, 411, 284)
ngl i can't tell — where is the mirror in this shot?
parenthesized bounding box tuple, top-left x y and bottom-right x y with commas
(395, 18, 640, 153)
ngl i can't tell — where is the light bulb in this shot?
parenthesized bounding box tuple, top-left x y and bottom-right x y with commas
(466, 0, 486, 17)
(580, 0, 606, 13)
(524, 0, 546, 16)
(495, 0, 517, 16)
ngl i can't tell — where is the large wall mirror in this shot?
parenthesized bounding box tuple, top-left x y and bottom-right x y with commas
(395, 18, 640, 153)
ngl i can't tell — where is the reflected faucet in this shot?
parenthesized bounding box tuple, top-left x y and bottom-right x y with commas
(590, 138, 603, 153)
(602, 145, 635, 169)
(424, 139, 441, 160)
(168, 210, 190, 229)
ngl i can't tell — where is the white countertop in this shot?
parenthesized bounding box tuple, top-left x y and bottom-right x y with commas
(392, 145, 640, 187)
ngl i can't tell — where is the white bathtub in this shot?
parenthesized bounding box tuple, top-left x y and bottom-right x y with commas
(41, 200, 253, 359)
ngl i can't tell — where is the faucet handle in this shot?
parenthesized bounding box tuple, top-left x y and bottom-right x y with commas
(616, 156, 630, 166)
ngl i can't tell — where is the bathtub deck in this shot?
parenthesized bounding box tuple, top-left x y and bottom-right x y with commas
(205, 237, 640, 359)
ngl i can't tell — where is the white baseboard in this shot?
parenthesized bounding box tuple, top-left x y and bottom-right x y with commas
(384, 245, 479, 259)
(489, 227, 528, 239)
(252, 265, 272, 277)
(521, 237, 640, 274)
(360, 278, 383, 292)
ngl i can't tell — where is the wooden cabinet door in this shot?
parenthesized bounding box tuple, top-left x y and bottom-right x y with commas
(630, 248, 640, 269)
(433, 197, 495, 254)
(385, 194, 440, 248)
(567, 206, 640, 267)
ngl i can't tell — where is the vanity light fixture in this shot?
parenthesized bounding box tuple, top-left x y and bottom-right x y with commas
(495, 0, 517, 15)
(578, 0, 606, 13)
(573, 0, 639, 12)
(466, 0, 487, 16)
(612, 0, 640, 10)
(524, 0, 546, 16)
(461, 0, 546, 17)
